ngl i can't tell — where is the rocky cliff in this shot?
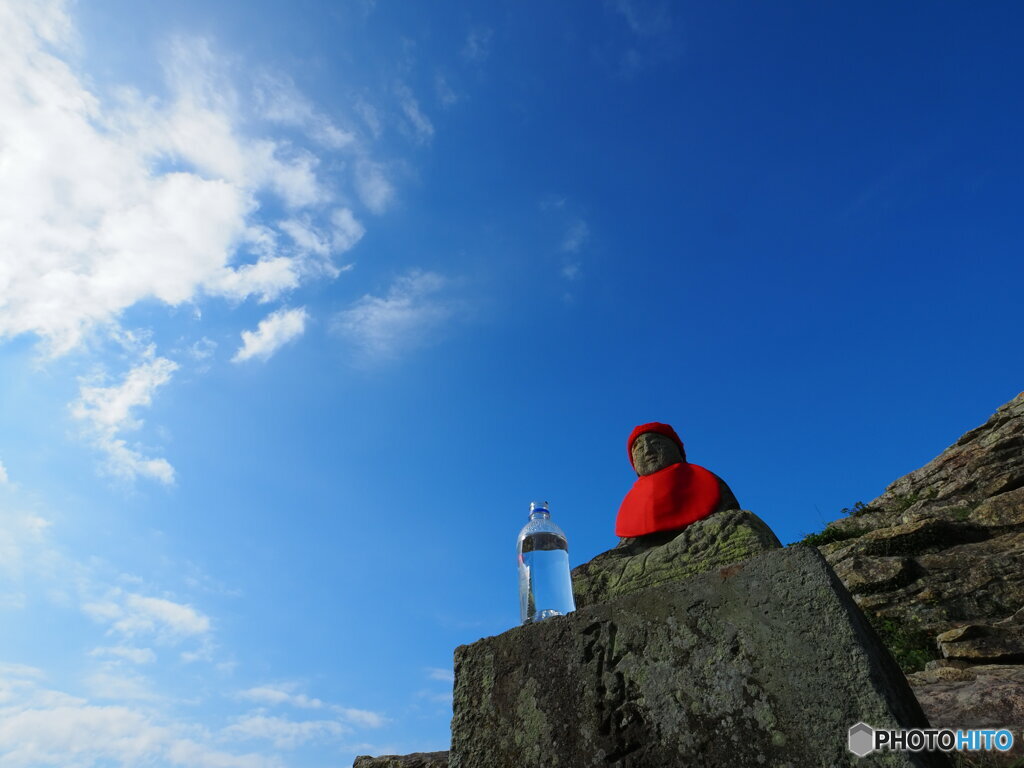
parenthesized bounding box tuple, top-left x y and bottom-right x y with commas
(809, 391, 1024, 744)
(355, 392, 1024, 767)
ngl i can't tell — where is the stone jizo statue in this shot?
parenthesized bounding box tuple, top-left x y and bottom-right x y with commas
(616, 422, 740, 542)
(570, 421, 781, 608)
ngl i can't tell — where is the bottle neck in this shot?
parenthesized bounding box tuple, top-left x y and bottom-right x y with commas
(529, 510, 551, 521)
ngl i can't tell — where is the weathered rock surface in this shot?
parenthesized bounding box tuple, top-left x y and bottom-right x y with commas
(352, 752, 449, 768)
(451, 546, 947, 768)
(570, 508, 781, 609)
(936, 620, 1024, 663)
(816, 393, 1024, 641)
(805, 391, 1024, 761)
(907, 664, 1024, 728)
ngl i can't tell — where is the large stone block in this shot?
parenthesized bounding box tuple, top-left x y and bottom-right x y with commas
(451, 546, 948, 767)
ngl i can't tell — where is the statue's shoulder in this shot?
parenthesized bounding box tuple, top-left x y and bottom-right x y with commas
(709, 470, 741, 512)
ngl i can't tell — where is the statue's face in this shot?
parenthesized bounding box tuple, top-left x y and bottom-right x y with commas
(631, 432, 683, 476)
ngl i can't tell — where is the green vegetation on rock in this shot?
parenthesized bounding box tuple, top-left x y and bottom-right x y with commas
(865, 611, 939, 674)
(948, 505, 973, 522)
(793, 523, 869, 548)
(789, 502, 875, 547)
(840, 501, 871, 517)
(889, 487, 939, 514)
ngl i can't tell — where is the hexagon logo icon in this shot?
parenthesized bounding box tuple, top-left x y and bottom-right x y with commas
(848, 722, 875, 757)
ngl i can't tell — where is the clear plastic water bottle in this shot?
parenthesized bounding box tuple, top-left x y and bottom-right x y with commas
(517, 501, 576, 624)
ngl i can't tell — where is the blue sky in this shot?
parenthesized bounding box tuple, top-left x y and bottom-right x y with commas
(1, 1, 1023, 765)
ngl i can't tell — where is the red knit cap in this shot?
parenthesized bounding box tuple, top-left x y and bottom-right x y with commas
(627, 422, 687, 470)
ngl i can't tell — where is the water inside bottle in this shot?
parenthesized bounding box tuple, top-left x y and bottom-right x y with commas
(520, 531, 575, 622)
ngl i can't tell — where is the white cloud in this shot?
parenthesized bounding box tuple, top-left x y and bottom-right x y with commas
(222, 715, 348, 750)
(331, 208, 366, 253)
(188, 337, 218, 362)
(355, 160, 395, 214)
(238, 684, 323, 709)
(337, 708, 387, 729)
(0, 3, 368, 358)
(71, 357, 177, 435)
(335, 271, 452, 362)
(236, 684, 386, 728)
(0, 507, 57, 609)
(253, 73, 356, 150)
(232, 307, 308, 363)
(0, 703, 277, 768)
(0, 490, 406, 767)
(275, 208, 363, 275)
(70, 354, 179, 484)
(85, 671, 158, 702)
(0, 509, 49, 587)
(83, 591, 211, 642)
(0, 461, 7, 484)
(0, 664, 47, 687)
(209, 256, 302, 303)
(0, 665, 276, 768)
(279, 219, 331, 259)
(90, 646, 157, 665)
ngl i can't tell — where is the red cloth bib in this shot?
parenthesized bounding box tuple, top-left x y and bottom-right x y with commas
(615, 461, 721, 537)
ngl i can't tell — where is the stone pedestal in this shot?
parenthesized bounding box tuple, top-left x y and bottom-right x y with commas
(450, 546, 949, 767)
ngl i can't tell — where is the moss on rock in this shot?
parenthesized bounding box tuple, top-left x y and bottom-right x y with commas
(571, 509, 781, 609)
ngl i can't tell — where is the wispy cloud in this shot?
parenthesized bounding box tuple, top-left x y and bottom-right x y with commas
(253, 72, 357, 150)
(606, 0, 679, 78)
(0, 666, 277, 768)
(85, 670, 160, 702)
(238, 684, 325, 709)
(222, 714, 349, 750)
(561, 218, 590, 253)
(83, 591, 211, 642)
(435, 73, 459, 107)
(232, 307, 308, 363)
(0, 460, 8, 484)
(0, 3, 388, 360)
(70, 352, 179, 484)
(330, 208, 367, 254)
(0, 508, 53, 608)
(0, 466, 387, 766)
(90, 646, 157, 665)
(0, 20, 291, 355)
(337, 708, 387, 729)
(425, 667, 454, 683)
(541, 197, 590, 283)
(609, 0, 672, 36)
(355, 159, 395, 214)
(461, 26, 493, 63)
(335, 270, 453, 363)
(396, 83, 435, 144)
(236, 683, 387, 728)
